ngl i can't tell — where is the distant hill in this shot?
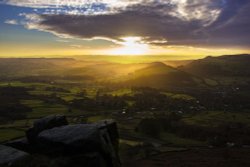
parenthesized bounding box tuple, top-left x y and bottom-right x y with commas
(180, 54, 250, 78)
(1, 55, 249, 88)
(0, 58, 76, 77)
(121, 62, 201, 89)
(132, 62, 177, 77)
(164, 60, 193, 68)
(0, 58, 148, 80)
(0, 58, 204, 88)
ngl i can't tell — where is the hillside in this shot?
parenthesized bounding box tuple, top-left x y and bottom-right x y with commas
(164, 60, 193, 68)
(121, 62, 202, 89)
(0, 58, 148, 80)
(1, 55, 249, 88)
(0, 59, 205, 89)
(180, 54, 250, 78)
(0, 58, 77, 77)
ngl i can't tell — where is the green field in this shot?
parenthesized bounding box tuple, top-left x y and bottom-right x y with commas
(160, 132, 206, 147)
(0, 128, 25, 143)
(183, 111, 250, 127)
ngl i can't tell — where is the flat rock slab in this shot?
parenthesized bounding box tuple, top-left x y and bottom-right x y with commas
(37, 124, 101, 153)
(26, 115, 68, 144)
(0, 145, 30, 166)
(39, 124, 99, 143)
(33, 115, 68, 131)
(37, 123, 121, 166)
(5, 138, 30, 152)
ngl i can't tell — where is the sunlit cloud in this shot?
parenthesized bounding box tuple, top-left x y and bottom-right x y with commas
(70, 44, 82, 48)
(2, 0, 224, 23)
(4, 19, 18, 25)
(2, 0, 141, 15)
(56, 39, 70, 43)
(168, 0, 222, 26)
(2, 0, 137, 8)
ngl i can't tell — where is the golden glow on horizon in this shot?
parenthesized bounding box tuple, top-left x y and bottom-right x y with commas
(108, 37, 149, 55)
(0, 42, 249, 59)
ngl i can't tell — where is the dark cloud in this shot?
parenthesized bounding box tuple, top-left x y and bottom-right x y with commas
(204, 0, 250, 47)
(38, 9, 201, 40)
(210, 0, 248, 27)
(25, 0, 250, 48)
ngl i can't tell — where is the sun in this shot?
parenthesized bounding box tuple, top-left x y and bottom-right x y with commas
(108, 37, 149, 55)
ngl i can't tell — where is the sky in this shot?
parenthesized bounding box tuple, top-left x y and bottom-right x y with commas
(0, 0, 250, 59)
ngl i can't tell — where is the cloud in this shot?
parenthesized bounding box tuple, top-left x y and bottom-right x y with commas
(2, 0, 141, 15)
(2, 0, 136, 8)
(70, 44, 82, 48)
(166, 0, 222, 26)
(3, 0, 250, 48)
(2, 0, 223, 19)
(56, 39, 70, 43)
(4, 19, 18, 25)
(23, 9, 202, 44)
(207, 1, 250, 47)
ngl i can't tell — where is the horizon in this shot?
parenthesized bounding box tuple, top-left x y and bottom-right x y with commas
(0, 53, 247, 64)
(0, 53, 249, 63)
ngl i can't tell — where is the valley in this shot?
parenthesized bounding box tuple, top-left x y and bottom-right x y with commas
(1, 55, 250, 166)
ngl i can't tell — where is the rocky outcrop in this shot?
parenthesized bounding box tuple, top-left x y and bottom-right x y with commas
(26, 115, 68, 144)
(95, 120, 119, 153)
(37, 122, 120, 166)
(2, 116, 121, 167)
(5, 138, 31, 153)
(0, 145, 30, 167)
